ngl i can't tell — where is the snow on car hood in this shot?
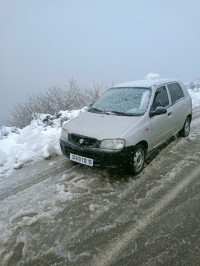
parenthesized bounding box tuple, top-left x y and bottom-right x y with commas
(63, 111, 140, 140)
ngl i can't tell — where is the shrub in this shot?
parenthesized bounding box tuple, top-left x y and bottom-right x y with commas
(9, 78, 107, 128)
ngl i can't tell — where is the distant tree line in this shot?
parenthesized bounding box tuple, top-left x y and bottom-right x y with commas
(9, 78, 108, 128)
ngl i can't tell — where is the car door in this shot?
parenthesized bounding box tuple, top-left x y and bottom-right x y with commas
(149, 85, 173, 149)
(166, 82, 187, 133)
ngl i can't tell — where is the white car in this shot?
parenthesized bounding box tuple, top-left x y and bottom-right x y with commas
(60, 79, 192, 174)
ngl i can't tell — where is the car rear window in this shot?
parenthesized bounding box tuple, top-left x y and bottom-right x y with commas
(167, 83, 184, 104)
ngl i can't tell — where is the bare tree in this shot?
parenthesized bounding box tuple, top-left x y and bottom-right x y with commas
(9, 78, 108, 128)
(85, 82, 107, 105)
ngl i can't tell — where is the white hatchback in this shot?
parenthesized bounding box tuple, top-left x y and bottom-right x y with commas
(60, 79, 192, 174)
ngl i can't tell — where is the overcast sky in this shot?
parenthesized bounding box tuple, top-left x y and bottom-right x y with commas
(1, 0, 200, 125)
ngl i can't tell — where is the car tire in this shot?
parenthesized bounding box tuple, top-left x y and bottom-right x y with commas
(130, 144, 146, 175)
(179, 116, 191, 137)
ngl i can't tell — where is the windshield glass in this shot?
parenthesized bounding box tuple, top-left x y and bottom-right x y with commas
(89, 87, 151, 116)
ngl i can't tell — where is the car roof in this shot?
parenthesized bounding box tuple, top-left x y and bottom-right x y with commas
(113, 78, 179, 88)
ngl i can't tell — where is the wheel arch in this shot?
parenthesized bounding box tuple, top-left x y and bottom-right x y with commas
(136, 140, 148, 152)
(187, 113, 192, 122)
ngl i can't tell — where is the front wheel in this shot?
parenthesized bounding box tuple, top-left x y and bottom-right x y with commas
(179, 117, 191, 137)
(130, 144, 146, 175)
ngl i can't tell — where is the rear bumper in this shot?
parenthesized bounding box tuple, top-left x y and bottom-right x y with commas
(60, 138, 132, 169)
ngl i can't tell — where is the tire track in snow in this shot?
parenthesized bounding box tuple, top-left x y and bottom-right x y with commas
(0, 157, 79, 201)
(92, 163, 200, 266)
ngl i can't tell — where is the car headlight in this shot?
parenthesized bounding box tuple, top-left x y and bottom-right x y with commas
(100, 139, 125, 150)
(61, 128, 68, 140)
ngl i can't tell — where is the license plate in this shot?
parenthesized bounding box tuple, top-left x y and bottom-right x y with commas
(70, 153, 93, 166)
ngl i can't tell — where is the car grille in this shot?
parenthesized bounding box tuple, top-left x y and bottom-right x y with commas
(68, 134, 99, 148)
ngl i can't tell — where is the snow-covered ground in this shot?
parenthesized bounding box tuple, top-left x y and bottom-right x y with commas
(188, 87, 200, 108)
(1, 109, 200, 265)
(0, 108, 87, 177)
(0, 87, 200, 177)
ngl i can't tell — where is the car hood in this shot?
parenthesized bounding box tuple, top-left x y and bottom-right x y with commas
(63, 111, 140, 140)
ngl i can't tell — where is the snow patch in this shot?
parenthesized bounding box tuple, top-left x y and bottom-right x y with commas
(188, 87, 200, 108)
(56, 184, 73, 202)
(145, 72, 160, 79)
(0, 107, 86, 176)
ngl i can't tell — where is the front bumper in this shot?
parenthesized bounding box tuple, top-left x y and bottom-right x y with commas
(60, 138, 132, 169)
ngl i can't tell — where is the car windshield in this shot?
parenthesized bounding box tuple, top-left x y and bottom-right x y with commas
(89, 87, 151, 116)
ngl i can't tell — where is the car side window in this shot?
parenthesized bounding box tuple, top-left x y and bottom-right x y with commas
(152, 86, 169, 111)
(167, 83, 184, 104)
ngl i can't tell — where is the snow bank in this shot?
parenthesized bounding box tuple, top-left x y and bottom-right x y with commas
(188, 87, 200, 108)
(0, 107, 87, 176)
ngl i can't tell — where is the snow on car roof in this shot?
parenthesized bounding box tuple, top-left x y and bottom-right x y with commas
(114, 79, 179, 88)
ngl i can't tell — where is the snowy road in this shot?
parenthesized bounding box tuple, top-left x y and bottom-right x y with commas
(1, 108, 200, 265)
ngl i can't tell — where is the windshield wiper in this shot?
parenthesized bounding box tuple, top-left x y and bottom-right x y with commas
(89, 108, 137, 116)
(109, 110, 135, 116)
(88, 107, 105, 113)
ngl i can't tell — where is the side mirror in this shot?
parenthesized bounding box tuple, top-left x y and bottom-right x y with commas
(149, 106, 167, 118)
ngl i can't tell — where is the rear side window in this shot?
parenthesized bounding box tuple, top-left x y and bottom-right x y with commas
(152, 86, 169, 111)
(167, 83, 184, 104)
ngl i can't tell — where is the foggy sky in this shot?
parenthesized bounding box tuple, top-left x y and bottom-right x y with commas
(1, 0, 200, 126)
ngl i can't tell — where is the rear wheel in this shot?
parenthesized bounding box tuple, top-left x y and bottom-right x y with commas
(179, 117, 191, 137)
(130, 144, 146, 175)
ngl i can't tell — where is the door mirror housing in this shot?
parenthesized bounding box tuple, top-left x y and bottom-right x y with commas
(150, 106, 167, 118)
